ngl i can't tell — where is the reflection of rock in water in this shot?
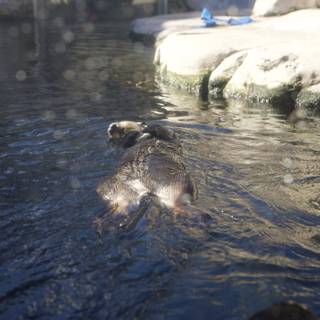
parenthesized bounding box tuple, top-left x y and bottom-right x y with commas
(249, 301, 318, 320)
(0, 0, 33, 17)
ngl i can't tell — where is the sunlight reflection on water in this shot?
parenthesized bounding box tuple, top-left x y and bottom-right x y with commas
(0, 13, 320, 320)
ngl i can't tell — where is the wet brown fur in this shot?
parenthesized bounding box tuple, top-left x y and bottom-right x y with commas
(97, 121, 197, 215)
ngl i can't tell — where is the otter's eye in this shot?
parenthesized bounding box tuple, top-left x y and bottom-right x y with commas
(109, 123, 118, 134)
(108, 123, 122, 139)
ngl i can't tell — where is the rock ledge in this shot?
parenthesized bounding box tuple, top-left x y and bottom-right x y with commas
(132, 9, 320, 112)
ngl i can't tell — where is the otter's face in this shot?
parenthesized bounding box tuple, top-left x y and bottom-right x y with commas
(107, 121, 147, 147)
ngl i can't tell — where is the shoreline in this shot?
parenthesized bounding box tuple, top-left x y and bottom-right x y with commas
(131, 9, 320, 114)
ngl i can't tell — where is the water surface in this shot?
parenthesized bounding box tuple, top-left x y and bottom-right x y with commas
(0, 16, 320, 320)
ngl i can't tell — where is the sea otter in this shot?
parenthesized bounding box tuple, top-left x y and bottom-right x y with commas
(96, 121, 197, 215)
(249, 301, 317, 320)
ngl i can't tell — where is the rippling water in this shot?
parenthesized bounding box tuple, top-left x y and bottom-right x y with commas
(0, 15, 320, 320)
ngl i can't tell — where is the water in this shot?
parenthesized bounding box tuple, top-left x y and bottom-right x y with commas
(0, 15, 320, 320)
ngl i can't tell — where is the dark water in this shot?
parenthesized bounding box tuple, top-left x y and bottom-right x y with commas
(0, 15, 320, 320)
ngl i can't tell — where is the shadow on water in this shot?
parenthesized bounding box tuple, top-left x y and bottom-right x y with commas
(0, 8, 320, 320)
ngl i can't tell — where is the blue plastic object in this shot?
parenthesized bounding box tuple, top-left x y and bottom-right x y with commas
(201, 7, 216, 27)
(201, 7, 212, 21)
(201, 7, 252, 27)
(228, 16, 253, 25)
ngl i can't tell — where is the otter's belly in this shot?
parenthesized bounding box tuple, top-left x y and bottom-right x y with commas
(127, 179, 149, 197)
(128, 179, 188, 208)
(155, 184, 192, 208)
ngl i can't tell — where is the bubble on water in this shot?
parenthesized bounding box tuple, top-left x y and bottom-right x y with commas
(62, 30, 75, 43)
(284, 174, 294, 184)
(16, 70, 27, 81)
(63, 69, 75, 80)
(84, 57, 96, 70)
(54, 42, 66, 54)
(21, 23, 32, 35)
(66, 109, 78, 120)
(282, 157, 292, 168)
(8, 26, 19, 37)
(98, 70, 109, 81)
(53, 17, 65, 28)
(42, 110, 56, 121)
(91, 92, 102, 102)
(84, 80, 95, 90)
(53, 129, 66, 140)
(70, 176, 81, 189)
(82, 22, 95, 33)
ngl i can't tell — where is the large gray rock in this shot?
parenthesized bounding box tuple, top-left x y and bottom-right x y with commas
(208, 51, 247, 98)
(145, 9, 320, 110)
(224, 52, 300, 105)
(220, 47, 312, 106)
(253, 0, 320, 16)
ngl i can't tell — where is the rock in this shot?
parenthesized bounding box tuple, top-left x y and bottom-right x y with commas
(253, 0, 320, 17)
(155, 30, 236, 95)
(249, 301, 318, 320)
(223, 49, 303, 107)
(219, 37, 320, 107)
(145, 9, 320, 110)
(209, 51, 248, 98)
(296, 84, 320, 114)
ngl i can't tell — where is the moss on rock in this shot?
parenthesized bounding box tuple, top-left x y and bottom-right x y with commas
(296, 84, 320, 114)
(156, 67, 210, 98)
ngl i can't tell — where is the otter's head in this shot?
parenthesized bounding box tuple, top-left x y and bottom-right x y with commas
(107, 121, 176, 148)
(107, 121, 147, 147)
